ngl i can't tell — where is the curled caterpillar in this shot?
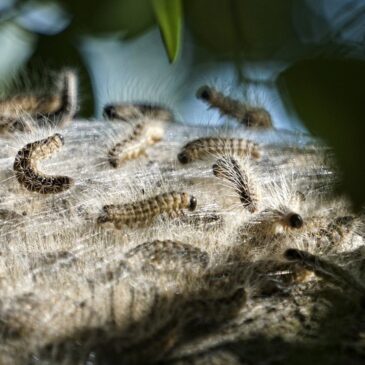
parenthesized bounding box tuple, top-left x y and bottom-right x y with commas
(13, 133, 74, 194)
(108, 119, 165, 168)
(0, 69, 78, 132)
(213, 157, 258, 213)
(103, 102, 174, 122)
(284, 248, 365, 295)
(178, 137, 260, 164)
(196, 85, 272, 128)
(98, 192, 197, 229)
(125, 240, 209, 270)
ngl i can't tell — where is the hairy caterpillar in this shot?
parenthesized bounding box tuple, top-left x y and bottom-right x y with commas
(13, 133, 74, 194)
(213, 156, 258, 213)
(108, 119, 165, 167)
(284, 248, 365, 296)
(103, 102, 174, 122)
(196, 85, 272, 128)
(125, 240, 209, 269)
(0, 69, 78, 132)
(98, 192, 197, 229)
(177, 137, 261, 164)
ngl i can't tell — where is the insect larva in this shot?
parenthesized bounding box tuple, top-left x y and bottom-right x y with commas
(51, 69, 78, 127)
(98, 191, 197, 229)
(284, 248, 365, 295)
(13, 133, 74, 194)
(177, 137, 261, 164)
(196, 85, 272, 128)
(0, 69, 78, 131)
(213, 157, 258, 213)
(125, 240, 209, 270)
(103, 102, 174, 123)
(108, 119, 164, 168)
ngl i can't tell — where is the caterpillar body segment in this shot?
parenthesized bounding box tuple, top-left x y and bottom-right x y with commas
(196, 85, 272, 129)
(13, 133, 74, 194)
(103, 102, 174, 123)
(125, 240, 209, 270)
(213, 157, 258, 213)
(178, 137, 261, 164)
(284, 248, 365, 295)
(98, 192, 197, 229)
(108, 119, 165, 168)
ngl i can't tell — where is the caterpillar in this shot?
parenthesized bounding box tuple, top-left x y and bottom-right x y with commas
(178, 137, 261, 164)
(125, 240, 209, 270)
(108, 119, 164, 168)
(196, 85, 272, 128)
(284, 248, 365, 296)
(98, 191, 197, 229)
(0, 69, 78, 132)
(213, 156, 258, 213)
(103, 102, 174, 122)
(13, 133, 74, 194)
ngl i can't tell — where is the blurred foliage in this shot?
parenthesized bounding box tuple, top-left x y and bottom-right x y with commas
(152, 0, 182, 62)
(279, 58, 365, 210)
(1, 0, 365, 207)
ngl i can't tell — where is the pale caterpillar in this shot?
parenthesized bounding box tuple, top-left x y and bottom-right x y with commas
(107, 118, 165, 168)
(196, 85, 273, 128)
(13, 133, 74, 194)
(213, 156, 258, 213)
(177, 137, 261, 164)
(98, 191, 197, 229)
(103, 102, 174, 122)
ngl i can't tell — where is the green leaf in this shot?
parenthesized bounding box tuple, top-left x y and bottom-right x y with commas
(279, 58, 365, 210)
(152, 0, 183, 63)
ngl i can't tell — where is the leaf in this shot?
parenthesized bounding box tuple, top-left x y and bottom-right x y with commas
(152, 0, 183, 63)
(278, 58, 365, 210)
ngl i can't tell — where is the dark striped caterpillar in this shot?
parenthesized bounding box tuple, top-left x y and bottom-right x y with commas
(284, 248, 365, 296)
(98, 191, 197, 229)
(108, 119, 164, 168)
(103, 102, 174, 122)
(13, 133, 74, 194)
(178, 137, 260, 164)
(0, 69, 78, 133)
(125, 240, 209, 270)
(213, 156, 258, 213)
(196, 85, 272, 128)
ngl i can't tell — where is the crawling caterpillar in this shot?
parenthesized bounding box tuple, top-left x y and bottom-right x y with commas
(98, 191, 197, 229)
(213, 157, 258, 213)
(108, 119, 164, 168)
(0, 69, 78, 132)
(13, 133, 74, 194)
(103, 102, 174, 122)
(196, 85, 272, 128)
(125, 240, 209, 270)
(284, 248, 365, 295)
(178, 137, 260, 164)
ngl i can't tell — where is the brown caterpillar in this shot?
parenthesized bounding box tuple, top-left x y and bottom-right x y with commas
(13, 133, 74, 194)
(0, 69, 78, 132)
(108, 119, 164, 168)
(125, 240, 209, 270)
(98, 192, 197, 229)
(103, 102, 174, 122)
(196, 85, 272, 128)
(213, 157, 258, 213)
(284, 248, 365, 295)
(177, 137, 260, 164)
